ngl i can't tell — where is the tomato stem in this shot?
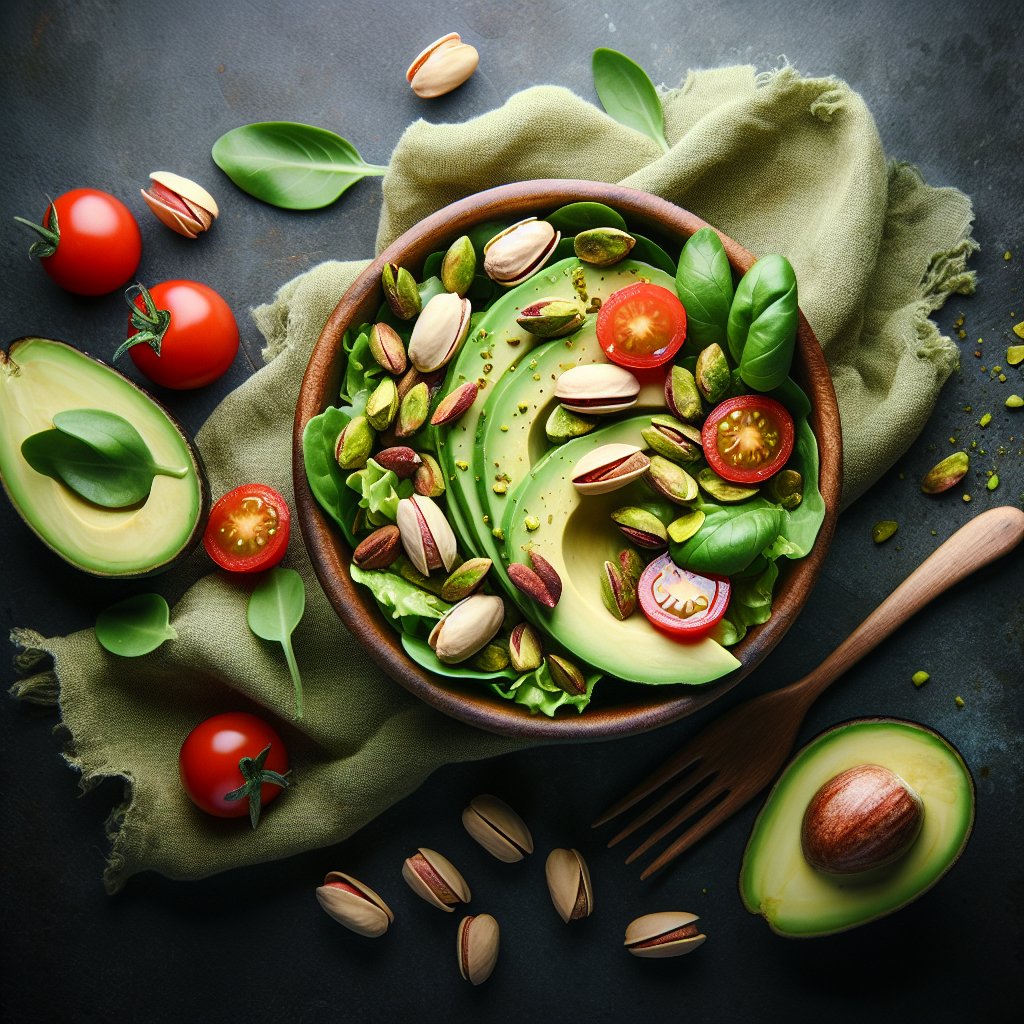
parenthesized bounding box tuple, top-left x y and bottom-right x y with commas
(113, 283, 172, 362)
(223, 743, 290, 829)
(13, 205, 60, 259)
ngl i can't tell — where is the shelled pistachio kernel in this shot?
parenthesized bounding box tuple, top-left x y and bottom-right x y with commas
(872, 520, 898, 544)
(912, 671, 930, 687)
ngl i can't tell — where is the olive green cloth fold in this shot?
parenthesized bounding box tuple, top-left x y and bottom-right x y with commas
(12, 65, 974, 890)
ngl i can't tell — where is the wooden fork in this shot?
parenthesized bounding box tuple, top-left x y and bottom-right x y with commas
(593, 505, 1024, 879)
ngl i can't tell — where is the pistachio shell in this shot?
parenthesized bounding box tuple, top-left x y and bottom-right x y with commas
(368, 322, 407, 375)
(547, 654, 587, 696)
(642, 416, 704, 463)
(516, 297, 586, 338)
(413, 451, 446, 497)
(545, 847, 593, 922)
(462, 794, 534, 862)
(365, 377, 400, 431)
(396, 494, 457, 575)
(572, 443, 650, 495)
(457, 914, 500, 985)
(545, 404, 598, 444)
(646, 455, 699, 504)
(382, 263, 422, 320)
(470, 642, 510, 672)
(316, 871, 394, 937)
(428, 593, 504, 663)
(625, 911, 706, 958)
(573, 227, 637, 267)
(441, 234, 477, 296)
(611, 506, 669, 549)
(440, 557, 492, 602)
(483, 218, 560, 286)
(141, 172, 219, 238)
(601, 560, 637, 619)
(508, 622, 543, 671)
(334, 415, 375, 470)
(407, 33, 479, 99)
(555, 363, 640, 415)
(408, 291, 472, 372)
(402, 847, 471, 911)
(396, 381, 430, 438)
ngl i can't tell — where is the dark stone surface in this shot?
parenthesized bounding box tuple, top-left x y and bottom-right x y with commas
(1, 1, 1021, 1022)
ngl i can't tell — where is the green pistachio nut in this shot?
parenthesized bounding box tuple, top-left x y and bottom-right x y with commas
(1006, 344, 1024, 366)
(695, 343, 731, 405)
(696, 468, 760, 504)
(334, 415, 375, 470)
(368, 322, 407, 375)
(441, 235, 477, 297)
(515, 298, 586, 339)
(664, 365, 704, 423)
(545, 404, 597, 444)
(667, 509, 705, 544)
(642, 415, 703, 463)
(366, 377, 400, 431)
(413, 451, 446, 497)
(471, 641, 511, 673)
(396, 381, 430, 438)
(573, 227, 637, 267)
(872, 520, 898, 544)
(382, 262, 422, 320)
(547, 654, 587, 696)
(600, 560, 637, 620)
(765, 469, 804, 509)
(440, 557, 493, 602)
(1006, 394, 1023, 409)
(610, 506, 668, 550)
(396, 555, 445, 596)
(646, 455, 699, 505)
(921, 451, 970, 494)
(509, 622, 543, 672)
(618, 547, 645, 585)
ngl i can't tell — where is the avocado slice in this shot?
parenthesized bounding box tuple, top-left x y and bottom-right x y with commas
(739, 718, 975, 937)
(1, 337, 207, 576)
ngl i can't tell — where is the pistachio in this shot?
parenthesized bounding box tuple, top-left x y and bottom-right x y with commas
(428, 593, 505, 664)
(872, 520, 898, 544)
(572, 443, 650, 495)
(1006, 394, 1024, 409)
(696, 467, 759, 504)
(366, 377, 400, 431)
(396, 494, 457, 575)
(921, 451, 970, 494)
(368, 322, 408, 375)
(471, 642, 511, 672)
(140, 171, 218, 239)
(516, 298, 586, 338)
(483, 218, 561, 287)
(352, 524, 402, 570)
(1007, 344, 1024, 366)
(664, 364, 704, 423)
(462, 794, 534, 862)
(625, 912, 706, 958)
(334, 415, 375, 470)
(413, 451, 446, 497)
(381, 262, 422, 320)
(431, 381, 479, 427)
(374, 446, 422, 480)
(555, 363, 640, 415)
(441, 234, 476, 296)
(406, 32, 479, 99)
(545, 847, 593, 922)
(402, 847, 471, 911)
(508, 622, 543, 672)
(457, 914, 500, 985)
(667, 509, 705, 544)
(396, 381, 430, 438)
(618, 547, 645, 585)
(695, 343, 731, 405)
(546, 654, 587, 696)
(642, 415, 704, 464)
(646, 455, 699, 504)
(601, 560, 637, 619)
(396, 364, 445, 402)
(545, 404, 597, 444)
(573, 227, 636, 267)
(408, 292, 472, 373)
(507, 548, 562, 609)
(316, 871, 394, 938)
(440, 556, 492, 602)
(610, 506, 668, 550)
(397, 555, 445, 596)
(765, 468, 804, 509)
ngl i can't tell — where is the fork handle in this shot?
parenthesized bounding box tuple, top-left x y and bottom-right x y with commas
(792, 506, 1024, 705)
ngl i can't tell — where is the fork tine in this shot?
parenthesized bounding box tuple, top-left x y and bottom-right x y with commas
(638, 791, 746, 879)
(623, 783, 726, 865)
(591, 746, 705, 828)
(606, 768, 714, 849)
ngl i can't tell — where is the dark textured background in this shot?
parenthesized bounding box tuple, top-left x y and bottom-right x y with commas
(1, 1, 1021, 1022)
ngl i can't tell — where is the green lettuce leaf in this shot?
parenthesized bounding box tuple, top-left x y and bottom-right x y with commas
(491, 662, 600, 717)
(712, 557, 779, 646)
(350, 565, 450, 635)
(401, 632, 517, 681)
(341, 324, 385, 403)
(346, 458, 413, 524)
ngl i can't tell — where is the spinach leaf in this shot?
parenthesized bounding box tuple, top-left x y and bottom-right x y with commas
(95, 593, 177, 657)
(211, 122, 387, 210)
(547, 202, 628, 235)
(629, 233, 678, 276)
(247, 568, 306, 719)
(21, 409, 188, 508)
(675, 227, 735, 352)
(401, 632, 513, 678)
(302, 406, 360, 547)
(711, 558, 779, 647)
(727, 254, 799, 391)
(592, 48, 670, 153)
(670, 501, 784, 576)
(764, 418, 826, 559)
(417, 275, 446, 307)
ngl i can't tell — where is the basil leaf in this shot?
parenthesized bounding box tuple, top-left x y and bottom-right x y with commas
(629, 233, 678, 276)
(765, 418, 826, 559)
(670, 501, 784, 576)
(711, 558, 780, 647)
(211, 122, 388, 210)
(547, 202, 628, 235)
(592, 48, 670, 153)
(727, 254, 799, 391)
(676, 227, 735, 353)
(95, 594, 177, 657)
(247, 568, 306, 719)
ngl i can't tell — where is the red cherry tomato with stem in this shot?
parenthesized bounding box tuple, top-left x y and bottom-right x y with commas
(14, 188, 142, 296)
(204, 483, 291, 573)
(638, 554, 731, 640)
(596, 282, 687, 370)
(179, 711, 290, 828)
(115, 280, 239, 389)
(702, 395, 795, 484)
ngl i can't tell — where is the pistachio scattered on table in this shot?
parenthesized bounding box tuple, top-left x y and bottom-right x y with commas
(462, 794, 534, 862)
(402, 847, 471, 912)
(545, 847, 593, 922)
(457, 914, 500, 985)
(140, 171, 218, 238)
(406, 32, 480, 99)
(624, 912, 706, 958)
(316, 871, 394, 937)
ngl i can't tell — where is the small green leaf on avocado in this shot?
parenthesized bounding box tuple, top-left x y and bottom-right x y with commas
(95, 593, 177, 657)
(592, 48, 670, 153)
(247, 568, 306, 719)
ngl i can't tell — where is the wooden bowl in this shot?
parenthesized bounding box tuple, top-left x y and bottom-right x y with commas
(294, 181, 841, 739)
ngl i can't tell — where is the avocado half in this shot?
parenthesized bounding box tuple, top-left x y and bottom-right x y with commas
(0, 337, 208, 577)
(739, 718, 975, 938)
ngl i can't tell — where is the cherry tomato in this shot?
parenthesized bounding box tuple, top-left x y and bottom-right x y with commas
(179, 711, 289, 828)
(118, 280, 239, 389)
(15, 188, 142, 296)
(204, 483, 291, 573)
(638, 554, 731, 639)
(596, 282, 687, 369)
(701, 395, 795, 484)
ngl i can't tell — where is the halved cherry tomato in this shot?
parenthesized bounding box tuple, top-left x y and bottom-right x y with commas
(638, 554, 731, 639)
(596, 282, 687, 369)
(179, 711, 289, 828)
(204, 483, 291, 572)
(702, 395, 795, 484)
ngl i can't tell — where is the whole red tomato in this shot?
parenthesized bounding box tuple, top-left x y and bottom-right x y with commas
(179, 711, 290, 828)
(116, 280, 239, 389)
(204, 483, 291, 573)
(15, 188, 142, 296)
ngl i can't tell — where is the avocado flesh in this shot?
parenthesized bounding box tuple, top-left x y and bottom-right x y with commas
(0, 338, 205, 576)
(503, 416, 740, 685)
(739, 719, 975, 937)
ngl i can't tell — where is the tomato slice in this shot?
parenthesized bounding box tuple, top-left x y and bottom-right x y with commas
(596, 282, 687, 369)
(638, 554, 731, 639)
(701, 395, 795, 484)
(204, 484, 291, 572)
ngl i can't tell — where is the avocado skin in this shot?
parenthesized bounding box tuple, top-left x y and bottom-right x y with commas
(1, 337, 209, 577)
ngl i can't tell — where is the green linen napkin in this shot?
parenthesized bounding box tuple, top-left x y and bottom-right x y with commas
(11, 65, 975, 891)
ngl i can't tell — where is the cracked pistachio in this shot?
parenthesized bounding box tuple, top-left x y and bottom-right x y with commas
(642, 415, 703, 463)
(695, 343, 731, 405)
(457, 913, 500, 986)
(545, 404, 597, 444)
(664, 364, 704, 423)
(413, 451, 446, 497)
(483, 218, 560, 287)
(408, 291, 472, 372)
(625, 912, 706, 958)
(610, 506, 668, 550)
(365, 377, 400, 431)
(382, 262, 421, 320)
(573, 227, 636, 267)
(572, 443, 650, 495)
(462, 794, 534, 862)
(516, 298, 585, 338)
(396, 494, 457, 576)
(316, 871, 394, 938)
(441, 234, 477, 296)
(402, 847, 471, 911)
(696, 467, 759, 504)
(546, 654, 586, 696)
(508, 622, 543, 672)
(545, 847, 593, 923)
(601, 559, 637, 620)
(428, 593, 505, 663)
(140, 171, 218, 239)
(334, 415, 375, 470)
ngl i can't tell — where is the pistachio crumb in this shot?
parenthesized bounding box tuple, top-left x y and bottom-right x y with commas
(491, 528, 504, 541)
(500, 424, 509, 432)
(999, 374, 1008, 383)
(958, 329, 967, 339)
(978, 413, 992, 428)
(532, 373, 541, 381)
(455, 460, 469, 471)
(524, 515, 540, 532)
(1006, 395, 1023, 408)
(963, 493, 972, 502)
(492, 482, 507, 495)
(517, 401, 529, 413)
(987, 474, 1000, 491)
(1003, 250, 1012, 260)
(930, 529, 938, 536)
(912, 671, 930, 687)
(954, 695, 965, 709)
(948, 437, 957, 445)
